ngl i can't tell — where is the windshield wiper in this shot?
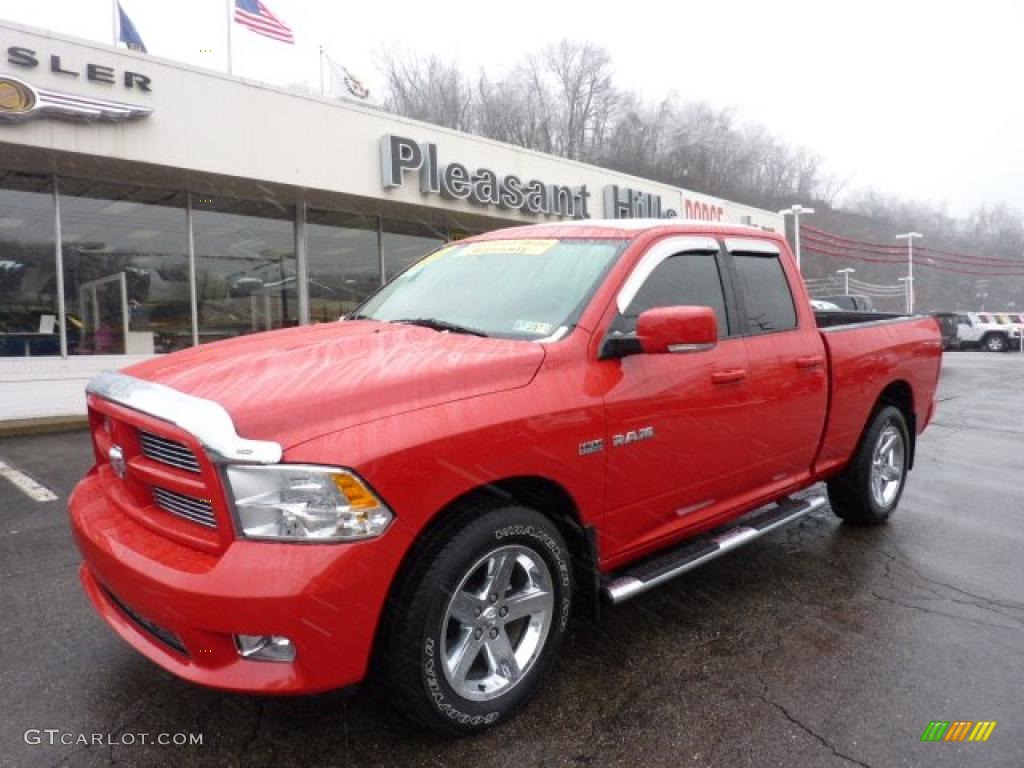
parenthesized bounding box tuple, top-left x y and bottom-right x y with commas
(392, 318, 489, 337)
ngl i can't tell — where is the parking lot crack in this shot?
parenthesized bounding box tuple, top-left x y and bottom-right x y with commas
(237, 698, 266, 767)
(754, 644, 872, 768)
(868, 590, 1020, 632)
(757, 674, 872, 768)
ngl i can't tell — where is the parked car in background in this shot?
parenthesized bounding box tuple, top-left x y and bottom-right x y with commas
(810, 299, 843, 311)
(956, 312, 1022, 352)
(818, 294, 875, 312)
(931, 312, 960, 350)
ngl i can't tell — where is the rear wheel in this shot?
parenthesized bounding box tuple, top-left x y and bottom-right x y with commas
(827, 405, 910, 525)
(983, 333, 1008, 352)
(378, 503, 572, 736)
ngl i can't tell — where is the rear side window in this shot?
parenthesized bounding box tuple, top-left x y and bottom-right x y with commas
(731, 253, 797, 334)
(615, 251, 729, 336)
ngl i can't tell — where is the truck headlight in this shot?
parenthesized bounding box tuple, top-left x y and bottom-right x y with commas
(226, 465, 392, 541)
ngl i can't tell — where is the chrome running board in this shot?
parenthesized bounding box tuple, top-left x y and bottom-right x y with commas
(603, 496, 827, 605)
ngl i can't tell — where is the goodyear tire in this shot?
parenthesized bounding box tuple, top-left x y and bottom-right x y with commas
(827, 405, 910, 525)
(378, 502, 572, 736)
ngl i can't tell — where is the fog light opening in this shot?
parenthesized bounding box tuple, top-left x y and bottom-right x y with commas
(235, 634, 296, 662)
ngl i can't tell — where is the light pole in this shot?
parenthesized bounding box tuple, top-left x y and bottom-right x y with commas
(836, 268, 855, 295)
(778, 205, 815, 270)
(898, 277, 912, 314)
(895, 232, 923, 314)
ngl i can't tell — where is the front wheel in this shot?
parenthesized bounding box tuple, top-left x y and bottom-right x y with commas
(827, 405, 910, 525)
(378, 503, 573, 736)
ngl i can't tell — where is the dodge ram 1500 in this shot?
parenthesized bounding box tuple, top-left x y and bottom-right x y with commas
(69, 220, 942, 735)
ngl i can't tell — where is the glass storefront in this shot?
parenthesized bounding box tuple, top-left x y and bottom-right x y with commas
(193, 197, 297, 342)
(0, 170, 461, 357)
(307, 209, 380, 323)
(381, 219, 446, 281)
(59, 179, 190, 355)
(0, 172, 57, 357)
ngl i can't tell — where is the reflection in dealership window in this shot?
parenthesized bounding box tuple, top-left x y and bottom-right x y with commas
(192, 196, 297, 342)
(59, 180, 191, 355)
(381, 218, 446, 281)
(307, 209, 379, 322)
(0, 172, 57, 357)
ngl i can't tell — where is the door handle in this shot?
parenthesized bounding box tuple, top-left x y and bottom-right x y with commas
(711, 368, 747, 384)
(795, 355, 825, 369)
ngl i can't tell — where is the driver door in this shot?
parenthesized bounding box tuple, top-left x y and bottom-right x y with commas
(600, 238, 756, 557)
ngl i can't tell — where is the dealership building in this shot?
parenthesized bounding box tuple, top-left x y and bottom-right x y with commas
(0, 21, 782, 425)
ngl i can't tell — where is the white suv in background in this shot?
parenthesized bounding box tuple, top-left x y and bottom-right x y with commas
(956, 312, 1023, 352)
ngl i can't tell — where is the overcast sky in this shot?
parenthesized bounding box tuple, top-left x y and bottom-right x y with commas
(1, 0, 1021, 216)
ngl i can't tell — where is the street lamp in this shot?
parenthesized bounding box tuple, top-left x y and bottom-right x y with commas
(898, 277, 912, 314)
(778, 205, 815, 270)
(836, 268, 855, 296)
(895, 232, 923, 314)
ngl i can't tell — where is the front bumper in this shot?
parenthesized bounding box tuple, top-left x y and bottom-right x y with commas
(69, 468, 410, 694)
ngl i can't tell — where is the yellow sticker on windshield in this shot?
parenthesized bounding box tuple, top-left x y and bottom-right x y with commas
(407, 245, 456, 273)
(462, 239, 558, 256)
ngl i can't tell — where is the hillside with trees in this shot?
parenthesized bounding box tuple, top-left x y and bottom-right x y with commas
(376, 40, 1024, 313)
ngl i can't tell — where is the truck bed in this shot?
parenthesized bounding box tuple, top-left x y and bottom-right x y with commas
(812, 313, 943, 479)
(813, 310, 906, 329)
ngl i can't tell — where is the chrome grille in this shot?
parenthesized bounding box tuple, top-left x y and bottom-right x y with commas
(152, 486, 217, 529)
(139, 430, 201, 473)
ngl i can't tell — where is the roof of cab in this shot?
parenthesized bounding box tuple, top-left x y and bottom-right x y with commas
(468, 218, 781, 242)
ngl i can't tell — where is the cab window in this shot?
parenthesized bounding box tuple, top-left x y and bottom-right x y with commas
(731, 253, 797, 334)
(613, 251, 730, 336)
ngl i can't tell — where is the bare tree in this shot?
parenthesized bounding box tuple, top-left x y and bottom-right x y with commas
(538, 41, 617, 162)
(377, 52, 474, 132)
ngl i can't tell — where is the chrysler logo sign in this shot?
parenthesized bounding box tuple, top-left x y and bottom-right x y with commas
(0, 74, 152, 123)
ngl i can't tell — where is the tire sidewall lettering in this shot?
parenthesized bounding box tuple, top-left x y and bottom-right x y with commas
(420, 516, 572, 728)
(495, 523, 572, 629)
(423, 636, 500, 726)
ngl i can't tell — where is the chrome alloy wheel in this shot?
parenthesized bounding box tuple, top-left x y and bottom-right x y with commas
(441, 544, 555, 702)
(870, 424, 905, 508)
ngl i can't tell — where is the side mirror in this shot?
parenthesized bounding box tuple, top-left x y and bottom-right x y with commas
(636, 306, 718, 354)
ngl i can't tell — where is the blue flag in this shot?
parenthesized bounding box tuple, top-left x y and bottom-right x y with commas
(118, 2, 147, 53)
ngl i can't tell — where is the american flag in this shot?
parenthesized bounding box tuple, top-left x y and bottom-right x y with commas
(234, 0, 294, 44)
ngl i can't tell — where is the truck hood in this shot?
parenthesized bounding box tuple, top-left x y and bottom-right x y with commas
(125, 321, 545, 449)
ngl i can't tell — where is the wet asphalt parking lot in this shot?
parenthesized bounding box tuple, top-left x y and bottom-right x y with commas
(1, 351, 1022, 768)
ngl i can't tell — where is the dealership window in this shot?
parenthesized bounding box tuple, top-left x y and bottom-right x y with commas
(192, 197, 297, 342)
(306, 209, 380, 322)
(0, 172, 57, 357)
(731, 253, 797, 334)
(381, 218, 446, 281)
(59, 180, 190, 355)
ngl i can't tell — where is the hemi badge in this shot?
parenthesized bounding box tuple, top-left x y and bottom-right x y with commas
(579, 439, 604, 456)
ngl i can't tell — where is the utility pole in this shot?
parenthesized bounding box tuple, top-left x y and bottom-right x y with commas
(778, 205, 815, 270)
(895, 232, 923, 314)
(836, 268, 855, 296)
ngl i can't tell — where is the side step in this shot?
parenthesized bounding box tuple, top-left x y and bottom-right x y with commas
(603, 495, 827, 604)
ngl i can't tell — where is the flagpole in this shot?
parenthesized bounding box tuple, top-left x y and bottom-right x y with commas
(112, 0, 119, 47)
(319, 45, 325, 97)
(225, 0, 234, 75)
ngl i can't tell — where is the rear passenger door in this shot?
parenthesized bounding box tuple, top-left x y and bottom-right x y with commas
(724, 238, 828, 493)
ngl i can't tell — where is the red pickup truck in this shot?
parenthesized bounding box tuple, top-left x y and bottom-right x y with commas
(70, 220, 942, 735)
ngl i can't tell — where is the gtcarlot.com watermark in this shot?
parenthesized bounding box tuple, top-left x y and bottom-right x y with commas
(25, 729, 203, 747)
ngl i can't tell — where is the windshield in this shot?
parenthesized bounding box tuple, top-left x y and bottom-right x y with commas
(354, 238, 627, 339)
